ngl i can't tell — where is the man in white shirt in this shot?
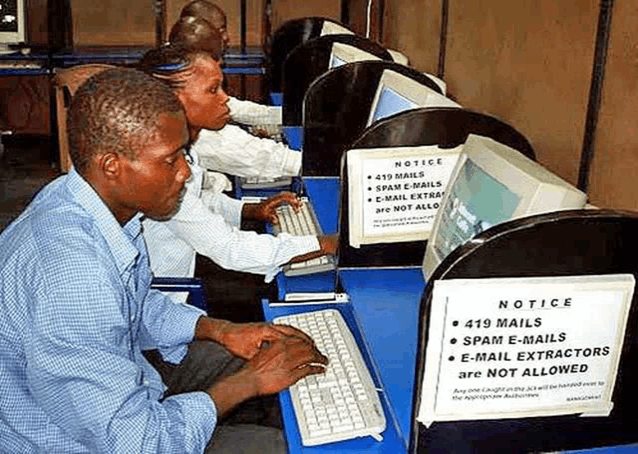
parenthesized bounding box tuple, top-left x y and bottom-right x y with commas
(139, 46, 337, 312)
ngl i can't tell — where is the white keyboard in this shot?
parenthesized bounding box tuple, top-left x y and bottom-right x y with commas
(273, 309, 386, 446)
(272, 198, 335, 276)
(238, 175, 293, 189)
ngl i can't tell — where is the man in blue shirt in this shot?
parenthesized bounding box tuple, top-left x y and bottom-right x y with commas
(0, 67, 327, 453)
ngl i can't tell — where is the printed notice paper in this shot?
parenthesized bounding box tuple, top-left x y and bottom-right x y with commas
(417, 274, 635, 427)
(347, 145, 462, 248)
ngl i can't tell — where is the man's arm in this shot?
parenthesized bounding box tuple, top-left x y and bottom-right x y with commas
(228, 96, 282, 126)
(156, 182, 321, 281)
(194, 126, 301, 179)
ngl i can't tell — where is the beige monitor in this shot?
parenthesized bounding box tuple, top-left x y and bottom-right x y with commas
(366, 69, 460, 127)
(422, 134, 587, 280)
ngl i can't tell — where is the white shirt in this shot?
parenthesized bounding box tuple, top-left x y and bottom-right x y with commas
(228, 96, 282, 126)
(194, 125, 301, 179)
(143, 156, 319, 303)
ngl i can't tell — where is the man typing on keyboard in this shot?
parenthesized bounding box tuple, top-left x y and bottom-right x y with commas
(138, 45, 338, 308)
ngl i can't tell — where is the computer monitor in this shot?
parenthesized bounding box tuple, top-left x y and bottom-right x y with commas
(366, 69, 461, 127)
(422, 134, 587, 280)
(0, 0, 25, 54)
(320, 21, 354, 36)
(328, 42, 381, 69)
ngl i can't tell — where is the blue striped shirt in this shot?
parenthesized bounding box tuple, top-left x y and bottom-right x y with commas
(0, 168, 217, 453)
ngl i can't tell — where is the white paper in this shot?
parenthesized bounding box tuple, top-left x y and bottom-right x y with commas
(348, 145, 462, 248)
(418, 274, 635, 426)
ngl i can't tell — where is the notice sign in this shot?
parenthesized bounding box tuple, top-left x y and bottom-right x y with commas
(417, 274, 635, 427)
(347, 146, 462, 248)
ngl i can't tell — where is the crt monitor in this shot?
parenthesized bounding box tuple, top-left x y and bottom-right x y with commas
(328, 42, 381, 69)
(0, 0, 25, 54)
(422, 134, 587, 280)
(366, 69, 461, 127)
(320, 21, 354, 36)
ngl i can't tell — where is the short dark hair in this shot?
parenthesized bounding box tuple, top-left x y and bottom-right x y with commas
(180, 1, 225, 23)
(168, 15, 223, 60)
(137, 43, 212, 91)
(67, 67, 183, 175)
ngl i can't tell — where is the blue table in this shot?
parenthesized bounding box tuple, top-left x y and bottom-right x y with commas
(263, 266, 425, 453)
(272, 176, 341, 300)
(270, 92, 283, 106)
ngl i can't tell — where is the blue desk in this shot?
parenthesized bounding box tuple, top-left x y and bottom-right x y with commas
(270, 92, 283, 106)
(263, 266, 425, 452)
(272, 176, 340, 300)
(283, 126, 304, 151)
(0, 52, 49, 76)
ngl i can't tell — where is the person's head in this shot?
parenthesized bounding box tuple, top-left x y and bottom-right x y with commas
(168, 15, 223, 60)
(68, 67, 191, 223)
(138, 44, 230, 139)
(180, 1, 229, 50)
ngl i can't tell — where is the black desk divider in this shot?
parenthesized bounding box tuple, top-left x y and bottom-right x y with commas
(411, 209, 638, 453)
(268, 17, 350, 93)
(282, 34, 393, 126)
(302, 61, 445, 176)
(338, 107, 535, 268)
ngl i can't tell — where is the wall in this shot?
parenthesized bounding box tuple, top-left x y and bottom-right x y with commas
(378, 0, 637, 211)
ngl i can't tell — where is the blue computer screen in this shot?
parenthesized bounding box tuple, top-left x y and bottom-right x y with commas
(433, 158, 520, 260)
(372, 86, 419, 124)
(330, 55, 347, 69)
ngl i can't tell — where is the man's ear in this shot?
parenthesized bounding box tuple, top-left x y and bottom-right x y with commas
(97, 152, 121, 181)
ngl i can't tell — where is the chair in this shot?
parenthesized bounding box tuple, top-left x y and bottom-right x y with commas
(411, 208, 638, 453)
(338, 107, 535, 268)
(268, 17, 352, 93)
(52, 64, 116, 173)
(151, 277, 207, 311)
(301, 61, 447, 176)
(281, 34, 393, 126)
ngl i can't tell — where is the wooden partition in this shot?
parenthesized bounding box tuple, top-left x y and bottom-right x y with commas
(166, 0, 264, 47)
(378, 0, 638, 211)
(382, 0, 442, 75)
(270, 1, 341, 35)
(589, 1, 638, 211)
(71, 0, 155, 45)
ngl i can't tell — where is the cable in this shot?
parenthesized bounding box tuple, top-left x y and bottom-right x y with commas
(366, 0, 373, 38)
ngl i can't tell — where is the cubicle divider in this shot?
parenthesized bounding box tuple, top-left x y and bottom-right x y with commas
(337, 107, 535, 268)
(268, 16, 352, 93)
(281, 34, 393, 126)
(302, 61, 444, 176)
(411, 209, 638, 453)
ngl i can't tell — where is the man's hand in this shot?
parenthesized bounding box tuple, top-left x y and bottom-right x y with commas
(241, 192, 301, 223)
(206, 327, 329, 417)
(288, 234, 339, 264)
(195, 317, 314, 360)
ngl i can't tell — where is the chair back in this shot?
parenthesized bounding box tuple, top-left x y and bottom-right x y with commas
(52, 64, 116, 173)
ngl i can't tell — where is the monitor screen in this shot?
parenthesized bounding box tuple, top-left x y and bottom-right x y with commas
(328, 42, 381, 70)
(366, 69, 461, 127)
(422, 134, 587, 280)
(0, 0, 24, 51)
(330, 54, 347, 69)
(371, 87, 420, 124)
